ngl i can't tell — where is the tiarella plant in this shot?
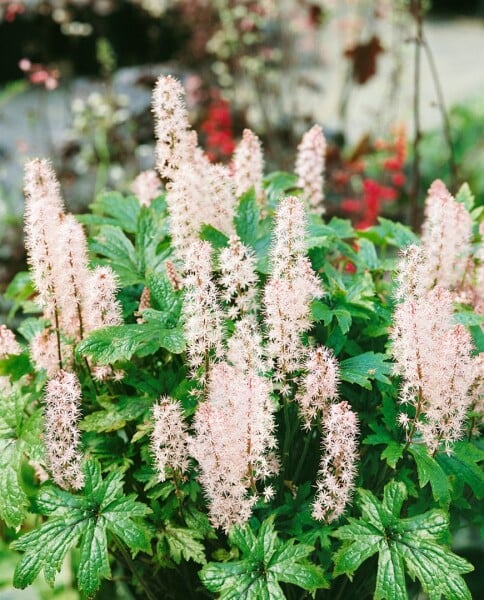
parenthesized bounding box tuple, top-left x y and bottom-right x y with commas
(0, 75, 482, 600)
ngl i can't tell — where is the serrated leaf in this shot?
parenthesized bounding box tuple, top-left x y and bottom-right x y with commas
(89, 225, 141, 285)
(200, 517, 328, 598)
(332, 481, 473, 600)
(0, 353, 31, 381)
(455, 182, 474, 211)
(340, 352, 392, 389)
(0, 442, 28, 529)
(409, 445, 451, 505)
(163, 524, 206, 565)
(11, 460, 152, 595)
(91, 191, 141, 233)
(435, 441, 484, 499)
(77, 322, 185, 364)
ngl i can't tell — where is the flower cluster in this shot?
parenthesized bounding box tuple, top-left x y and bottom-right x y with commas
(312, 401, 359, 523)
(43, 370, 84, 490)
(219, 235, 258, 319)
(232, 128, 264, 200)
(130, 169, 161, 206)
(295, 124, 326, 215)
(264, 196, 322, 379)
(420, 180, 472, 291)
(297, 347, 340, 429)
(151, 397, 190, 483)
(200, 92, 236, 162)
(190, 360, 277, 532)
(24, 160, 123, 376)
(392, 244, 477, 454)
(182, 240, 224, 374)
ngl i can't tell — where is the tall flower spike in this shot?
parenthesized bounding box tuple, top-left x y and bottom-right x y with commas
(83, 266, 123, 333)
(152, 75, 194, 181)
(56, 214, 90, 340)
(297, 347, 340, 430)
(264, 197, 322, 379)
(312, 401, 359, 523)
(151, 397, 190, 482)
(43, 370, 84, 490)
(420, 179, 472, 290)
(232, 128, 264, 201)
(219, 235, 258, 319)
(24, 159, 65, 316)
(190, 362, 277, 532)
(391, 255, 477, 454)
(182, 240, 224, 374)
(295, 124, 326, 216)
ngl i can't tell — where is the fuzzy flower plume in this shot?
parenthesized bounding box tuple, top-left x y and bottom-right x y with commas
(232, 128, 264, 200)
(30, 328, 63, 377)
(219, 235, 258, 319)
(295, 124, 326, 215)
(24, 159, 65, 315)
(56, 214, 90, 340)
(165, 260, 183, 291)
(190, 361, 277, 532)
(130, 169, 161, 206)
(151, 397, 190, 482)
(135, 287, 151, 324)
(420, 179, 472, 290)
(182, 241, 224, 373)
(264, 197, 322, 378)
(152, 75, 193, 181)
(392, 247, 477, 454)
(297, 347, 340, 429)
(43, 370, 84, 490)
(312, 401, 359, 523)
(83, 266, 123, 332)
(0, 324, 21, 358)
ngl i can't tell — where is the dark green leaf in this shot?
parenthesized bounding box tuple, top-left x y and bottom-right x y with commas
(409, 445, 451, 505)
(89, 225, 141, 285)
(91, 191, 140, 233)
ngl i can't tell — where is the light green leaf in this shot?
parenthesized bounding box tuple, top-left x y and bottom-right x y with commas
(340, 352, 392, 389)
(89, 225, 141, 285)
(455, 183, 474, 211)
(162, 524, 206, 565)
(91, 191, 141, 233)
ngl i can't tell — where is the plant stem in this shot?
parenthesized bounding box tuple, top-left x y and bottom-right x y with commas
(410, 0, 423, 230)
(421, 32, 457, 189)
(113, 536, 157, 600)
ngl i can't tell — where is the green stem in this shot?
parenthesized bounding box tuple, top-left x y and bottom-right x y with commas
(113, 536, 157, 600)
(293, 432, 312, 484)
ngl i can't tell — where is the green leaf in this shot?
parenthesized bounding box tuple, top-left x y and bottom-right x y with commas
(340, 352, 392, 389)
(0, 353, 31, 381)
(91, 191, 141, 233)
(409, 445, 451, 505)
(234, 190, 261, 249)
(0, 442, 28, 529)
(162, 524, 206, 565)
(455, 183, 475, 211)
(11, 460, 152, 595)
(77, 322, 185, 364)
(135, 205, 170, 274)
(200, 224, 230, 249)
(332, 481, 473, 600)
(199, 516, 327, 598)
(435, 441, 484, 499)
(146, 272, 183, 327)
(89, 225, 141, 285)
(4, 271, 36, 318)
(263, 171, 298, 206)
